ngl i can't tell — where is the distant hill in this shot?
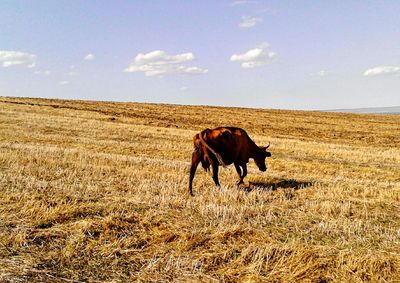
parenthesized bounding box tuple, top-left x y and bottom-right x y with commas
(326, 106, 400, 114)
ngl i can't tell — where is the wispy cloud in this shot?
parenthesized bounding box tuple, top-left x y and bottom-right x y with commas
(84, 53, 95, 61)
(124, 50, 208, 77)
(230, 0, 258, 7)
(0, 50, 36, 68)
(34, 70, 51, 76)
(363, 65, 400, 77)
(239, 16, 262, 28)
(312, 70, 328, 77)
(59, 80, 70, 85)
(230, 42, 277, 69)
(68, 65, 78, 76)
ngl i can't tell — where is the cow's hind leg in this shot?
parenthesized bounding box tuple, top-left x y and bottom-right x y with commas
(188, 150, 201, 196)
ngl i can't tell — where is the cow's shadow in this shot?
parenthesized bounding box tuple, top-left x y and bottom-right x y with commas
(241, 178, 313, 193)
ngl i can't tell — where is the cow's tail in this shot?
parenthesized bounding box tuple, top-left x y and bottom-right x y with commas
(199, 130, 226, 167)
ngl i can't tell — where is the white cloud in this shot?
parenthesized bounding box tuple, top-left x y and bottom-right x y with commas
(0, 50, 36, 68)
(230, 1, 258, 7)
(180, 86, 188, 91)
(124, 50, 208, 77)
(363, 65, 400, 77)
(230, 42, 277, 68)
(84, 53, 94, 60)
(59, 81, 70, 85)
(239, 16, 262, 28)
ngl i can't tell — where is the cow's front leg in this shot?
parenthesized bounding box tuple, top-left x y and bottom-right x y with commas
(234, 163, 243, 186)
(211, 162, 221, 189)
(240, 164, 247, 184)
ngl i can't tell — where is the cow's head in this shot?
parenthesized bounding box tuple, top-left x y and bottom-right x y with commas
(254, 143, 272, 172)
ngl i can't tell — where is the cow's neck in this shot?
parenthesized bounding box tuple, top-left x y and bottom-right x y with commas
(249, 141, 261, 158)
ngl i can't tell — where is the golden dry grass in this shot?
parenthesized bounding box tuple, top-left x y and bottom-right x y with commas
(0, 97, 399, 282)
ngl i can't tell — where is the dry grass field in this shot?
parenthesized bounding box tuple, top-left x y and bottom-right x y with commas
(0, 97, 399, 282)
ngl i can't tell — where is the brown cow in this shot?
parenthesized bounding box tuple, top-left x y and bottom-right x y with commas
(188, 127, 271, 195)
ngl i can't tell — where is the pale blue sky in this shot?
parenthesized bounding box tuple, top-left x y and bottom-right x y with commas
(1, 1, 399, 110)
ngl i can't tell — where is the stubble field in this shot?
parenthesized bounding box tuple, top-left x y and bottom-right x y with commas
(0, 97, 399, 282)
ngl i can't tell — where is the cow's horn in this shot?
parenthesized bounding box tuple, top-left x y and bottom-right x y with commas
(265, 142, 270, 149)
